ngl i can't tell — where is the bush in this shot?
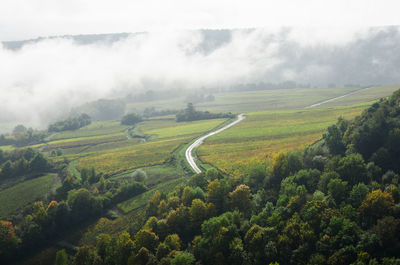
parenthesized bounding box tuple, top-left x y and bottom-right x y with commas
(121, 113, 142, 125)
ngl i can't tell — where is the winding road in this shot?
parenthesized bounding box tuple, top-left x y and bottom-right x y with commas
(305, 87, 372, 108)
(185, 114, 246, 173)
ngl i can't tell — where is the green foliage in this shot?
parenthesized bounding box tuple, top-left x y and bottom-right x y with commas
(135, 229, 159, 252)
(337, 153, 368, 185)
(358, 190, 394, 225)
(132, 169, 148, 183)
(344, 90, 400, 172)
(0, 148, 52, 180)
(164, 234, 181, 251)
(349, 183, 370, 208)
(72, 246, 98, 265)
(206, 179, 226, 212)
(121, 113, 142, 126)
(229, 184, 252, 213)
(0, 174, 56, 218)
(48, 114, 91, 132)
(67, 188, 102, 221)
(323, 123, 346, 155)
(54, 249, 68, 265)
(327, 178, 348, 205)
(6, 88, 400, 265)
(176, 103, 234, 122)
(170, 252, 195, 265)
(0, 221, 19, 259)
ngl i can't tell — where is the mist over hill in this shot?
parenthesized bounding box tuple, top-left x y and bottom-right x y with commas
(1, 27, 400, 128)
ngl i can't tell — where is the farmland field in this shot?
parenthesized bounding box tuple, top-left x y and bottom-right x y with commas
(46, 121, 129, 141)
(110, 164, 186, 187)
(139, 118, 227, 139)
(321, 85, 399, 107)
(76, 136, 190, 175)
(0, 174, 58, 218)
(72, 118, 229, 175)
(117, 177, 186, 213)
(197, 103, 373, 176)
(126, 87, 364, 114)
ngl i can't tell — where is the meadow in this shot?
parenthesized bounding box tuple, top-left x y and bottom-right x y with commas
(0, 174, 58, 218)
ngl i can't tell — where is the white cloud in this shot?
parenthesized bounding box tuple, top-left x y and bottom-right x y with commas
(1, 0, 400, 41)
(0, 29, 282, 126)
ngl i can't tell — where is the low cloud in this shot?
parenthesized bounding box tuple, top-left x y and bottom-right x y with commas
(1, 27, 400, 129)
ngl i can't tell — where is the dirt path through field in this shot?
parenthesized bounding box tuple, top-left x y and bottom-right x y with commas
(185, 114, 246, 173)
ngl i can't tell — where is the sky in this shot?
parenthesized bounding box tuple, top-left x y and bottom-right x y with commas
(1, 0, 400, 41)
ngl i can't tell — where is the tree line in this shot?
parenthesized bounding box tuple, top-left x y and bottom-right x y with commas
(0, 148, 53, 181)
(176, 103, 235, 122)
(48, 113, 91, 132)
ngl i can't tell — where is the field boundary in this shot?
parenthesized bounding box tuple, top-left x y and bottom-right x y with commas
(305, 87, 372, 108)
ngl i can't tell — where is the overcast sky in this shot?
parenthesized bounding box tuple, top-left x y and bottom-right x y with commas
(1, 0, 400, 41)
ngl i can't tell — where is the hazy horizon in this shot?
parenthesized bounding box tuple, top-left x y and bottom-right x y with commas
(2, 0, 400, 131)
(2, 26, 400, 130)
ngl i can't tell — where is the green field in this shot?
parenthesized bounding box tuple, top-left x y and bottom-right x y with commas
(0, 145, 14, 152)
(197, 104, 372, 176)
(71, 118, 229, 175)
(322, 85, 399, 106)
(110, 164, 186, 188)
(126, 86, 385, 114)
(118, 177, 186, 213)
(76, 136, 189, 175)
(46, 121, 129, 141)
(0, 174, 58, 218)
(139, 118, 227, 139)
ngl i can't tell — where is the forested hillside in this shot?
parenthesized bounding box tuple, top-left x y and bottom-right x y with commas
(2, 91, 397, 264)
(73, 89, 399, 265)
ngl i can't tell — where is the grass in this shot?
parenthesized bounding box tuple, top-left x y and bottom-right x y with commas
(79, 138, 142, 153)
(321, 85, 399, 107)
(126, 86, 399, 115)
(118, 177, 186, 213)
(126, 87, 360, 114)
(68, 160, 82, 180)
(138, 118, 227, 139)
(197, 87, 359, 112)
(76, 136, 192, 175)
(197, 104, 371, 176)
(79, 208, 147, 246)
(110, 164, 186, 188)
(0, 145, 14, 152)
(0, 174, 57, 218)
(44, 134, 127, 150)
(46, 121, 129, 141)
(73, 117, 229, 175)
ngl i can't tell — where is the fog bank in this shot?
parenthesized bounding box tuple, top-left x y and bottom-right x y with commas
(1, 27, 400, 129)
